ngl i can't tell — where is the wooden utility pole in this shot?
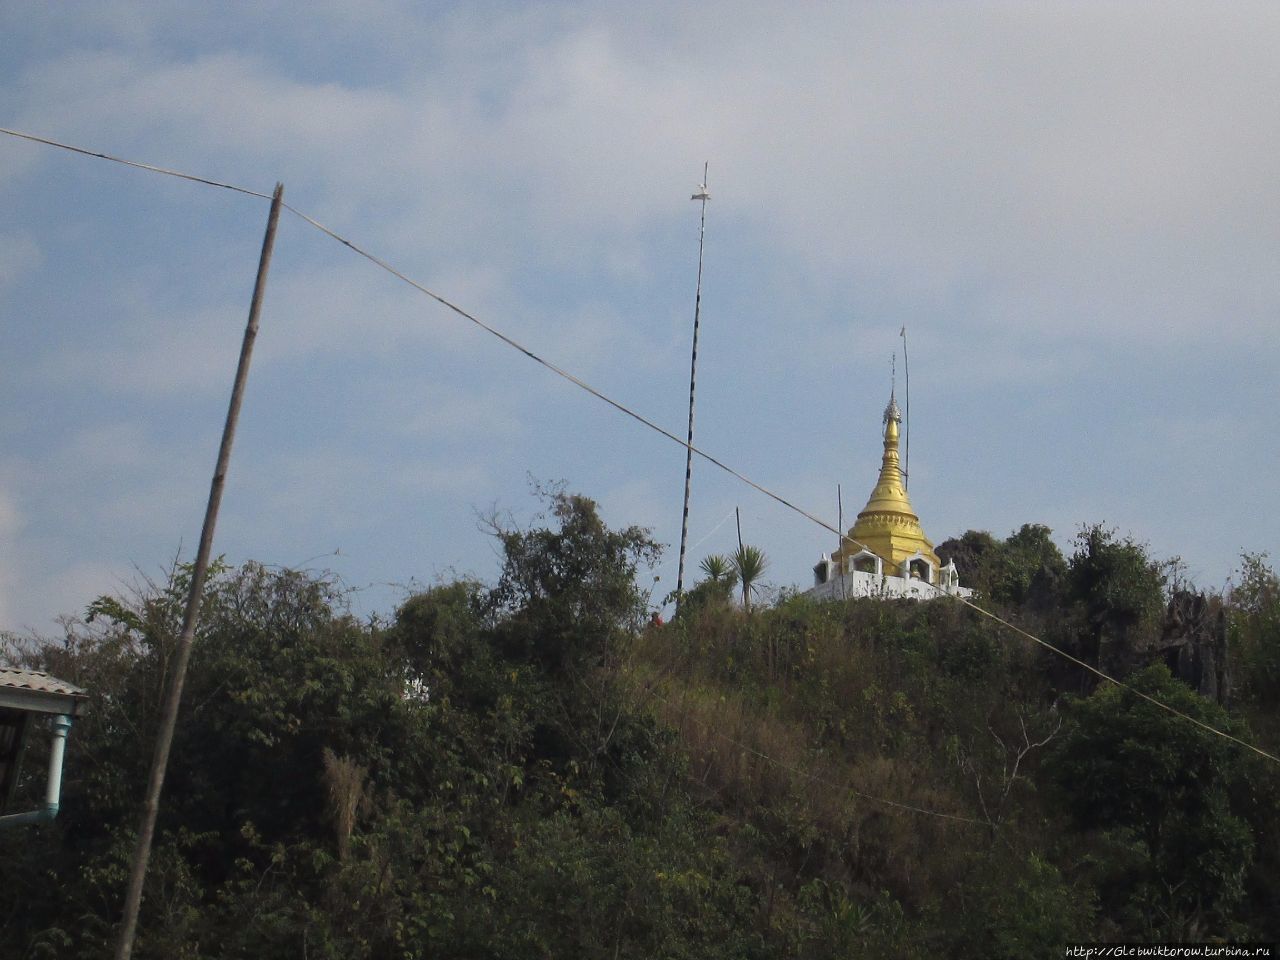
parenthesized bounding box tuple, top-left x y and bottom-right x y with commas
(114, 183, 284, 960)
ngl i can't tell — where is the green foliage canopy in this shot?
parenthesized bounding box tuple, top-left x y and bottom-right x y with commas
(1045, 665, 1263, 937)
(1, 499, 1277, 956)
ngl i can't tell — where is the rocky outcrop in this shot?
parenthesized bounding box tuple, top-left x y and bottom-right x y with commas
(1144, 590, 1230, 704)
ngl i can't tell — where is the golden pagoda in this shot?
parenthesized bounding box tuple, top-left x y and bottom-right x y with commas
(831, 390, 941, 581)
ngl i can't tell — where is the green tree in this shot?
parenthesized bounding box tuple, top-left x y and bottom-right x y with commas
(698, 554, 735, 585)
(674, 555, 737, 622)
(938, 525, 1067, 610)
(7, 500, 1279, 954)
(1, 561, 406, 958)
(1229, 552, 1280, 706)
(1068, 525, 1164, 674)
(936, 529, 1002, 598)
(952, 852, 1094, 959)
(1044, 664, 1258, 937)
(995, 523, 1067, 608)
(731, 544, 767, 611)
(490, 490, 660, 675)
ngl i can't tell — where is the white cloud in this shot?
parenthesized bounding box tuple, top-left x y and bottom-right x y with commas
(37, 300, 248, 397)
(13, 2, 1274, 347)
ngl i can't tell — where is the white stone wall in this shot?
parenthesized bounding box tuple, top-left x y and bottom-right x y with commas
(805, 570, 973, 603)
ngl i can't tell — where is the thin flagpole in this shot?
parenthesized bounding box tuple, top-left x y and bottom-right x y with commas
(838, 484, 847, 601)
(900, 325, 910, 489)
(675, 163, 710, 615)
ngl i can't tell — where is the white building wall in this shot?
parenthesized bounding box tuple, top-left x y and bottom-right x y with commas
(806, 569, 973, 603)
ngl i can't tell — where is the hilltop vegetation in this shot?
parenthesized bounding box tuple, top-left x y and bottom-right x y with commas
(2, 493, 1278, 958)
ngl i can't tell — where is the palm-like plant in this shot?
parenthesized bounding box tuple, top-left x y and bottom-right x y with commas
(698, 554, 735, 584)
(732, 544, 768, 610)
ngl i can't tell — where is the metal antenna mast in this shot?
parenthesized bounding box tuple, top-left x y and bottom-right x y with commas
(900, 325, 910, 489)
(675, 163, 710, 615)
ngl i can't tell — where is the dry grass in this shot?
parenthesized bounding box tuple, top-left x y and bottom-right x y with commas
(321, 748, 367, 862)
(629, 667, 977, 901)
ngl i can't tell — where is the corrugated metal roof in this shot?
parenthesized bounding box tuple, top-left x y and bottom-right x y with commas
(0, 667, 87, 699)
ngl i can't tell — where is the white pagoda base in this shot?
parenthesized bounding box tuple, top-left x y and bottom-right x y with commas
(805, 568, 973, 602)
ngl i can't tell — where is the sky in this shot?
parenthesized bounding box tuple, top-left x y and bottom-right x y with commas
(2, 1, 1278, 635)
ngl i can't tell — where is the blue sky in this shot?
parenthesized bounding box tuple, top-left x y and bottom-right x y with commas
(3, 1, 1278, 633)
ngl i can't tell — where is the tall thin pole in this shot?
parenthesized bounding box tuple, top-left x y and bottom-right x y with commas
(734, 506, 748, 609)
(900, 325, 910, 489)
(114, 183, 284, 960)
(837, 484, 843, 543)
(674, 163, 710, 615)
(837, 484, 847, 601)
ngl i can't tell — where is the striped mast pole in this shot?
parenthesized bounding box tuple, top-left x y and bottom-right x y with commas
(675, 163, 711, 616)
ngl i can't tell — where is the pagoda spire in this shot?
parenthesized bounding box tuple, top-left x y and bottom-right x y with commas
(834, 388, 939, 575)
(861, 388, 909, 516)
